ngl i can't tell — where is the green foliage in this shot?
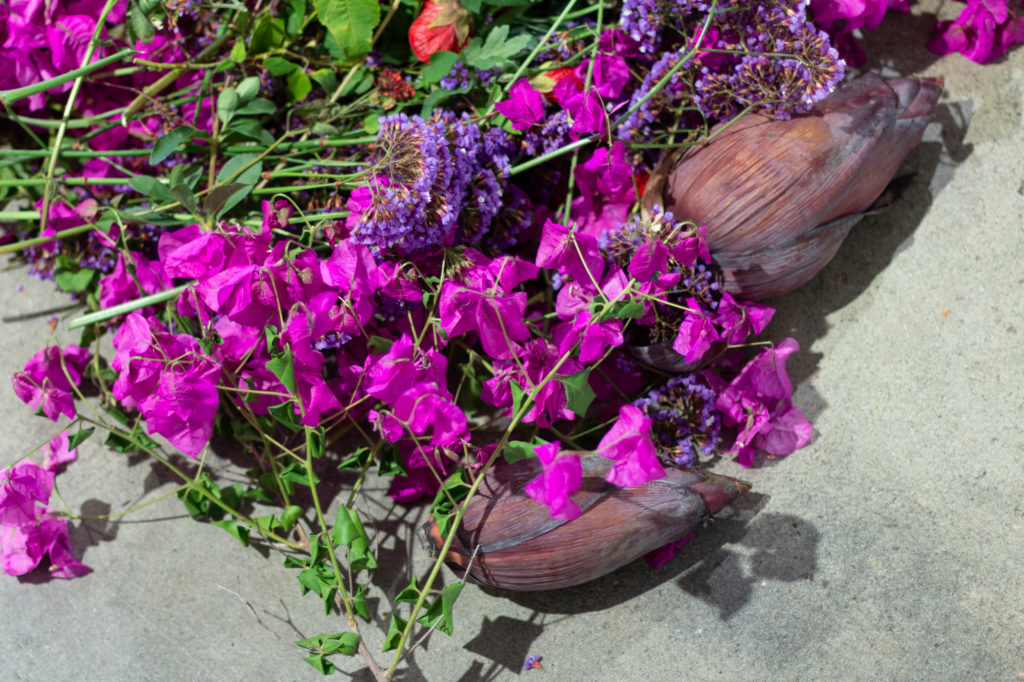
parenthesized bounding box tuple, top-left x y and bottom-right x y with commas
(460, 25, 532, 70)
(313, 0, 381, 61)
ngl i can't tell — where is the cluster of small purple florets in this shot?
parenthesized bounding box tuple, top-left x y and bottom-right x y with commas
(635, 373, 722, 466)
(440, 60, 497, 90)
(349, 112, 524, 252)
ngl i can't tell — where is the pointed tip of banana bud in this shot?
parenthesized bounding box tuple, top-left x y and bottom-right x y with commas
(689, 472, 750, 515)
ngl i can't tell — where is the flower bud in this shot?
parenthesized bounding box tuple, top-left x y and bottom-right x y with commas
(642, 74, 942, 299)
(423, 456, 748, 591)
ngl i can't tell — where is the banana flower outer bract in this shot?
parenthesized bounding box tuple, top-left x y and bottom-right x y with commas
(424, 456, 748, 591)
(642, 74, 943, 299)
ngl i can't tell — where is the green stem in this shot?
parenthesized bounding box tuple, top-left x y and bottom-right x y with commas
(38, 0, 123, 237)
(67, 284, 191, 329)
(0, 47, 137, 106)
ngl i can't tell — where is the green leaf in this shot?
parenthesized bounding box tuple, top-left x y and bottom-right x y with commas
(215, 153, 263, 184)
(280, 505, 303, 530)
(460, 25, 532, 70)
(310, 68, 337, 94)
(263, 56, 297, 76)
(235, 76, 261, 103)
(128, 0, 156, 43)
(54, 255, 97, 292)
(286, 68, 312, 102)
(394, 576, 421, 603)
(279, 461, 320, 487)
(303, 653, 335, 675)
(352, 585, 371, 620)
(268, 401, 302, 432)
(150, 126, 197, 165)
(267, 347, 296, 393)
(229, 40, 247, 63)
(68, 427, 95, 449)
(382, 614, 407, 652)
(561, 369, 596, 418)
(250, 15, 286, 54)
(604, 299, 646, 320)
(307, 427, 325, 459)
(420, 87, 461, 118)
(228, 119, 275, 145)
(416, 582, 464, 636)
(169, 183, 199, 216)
(333, 507, 376, 571)
(510, 379, 528, 419)
(212, 519, 251, 546)
(283, 0, 308, 36)
(128, 174, 175, 203)
(203, 182, 248, 219)
(422, 51, 459, 84)
(503, 440, 538, 463)
(234, 97, 277, 116)
(313, 0, 380, 61)
(217, 87, 238, 126)
(363, 112, 380, 134)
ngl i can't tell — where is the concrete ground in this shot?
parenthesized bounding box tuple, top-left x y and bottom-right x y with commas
(1, 7, 1023, 681)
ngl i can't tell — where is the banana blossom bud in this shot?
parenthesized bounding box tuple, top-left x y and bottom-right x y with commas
(642, 74, 943, 299)
(424, 456, 748, 591)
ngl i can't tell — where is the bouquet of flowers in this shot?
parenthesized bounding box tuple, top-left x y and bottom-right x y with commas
(0, 0, 998, 677)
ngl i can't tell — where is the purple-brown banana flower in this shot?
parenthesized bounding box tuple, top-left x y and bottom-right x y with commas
(423, 456, 748, 591)
(641, 74, 943, 299)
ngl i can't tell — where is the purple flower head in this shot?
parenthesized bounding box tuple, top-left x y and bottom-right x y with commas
(99, 252, 172, 310)
(575, 53, 630, 100)
(596, 404, 665, 487)
(495, 79, 546, 131)
(673, 300, 721, 364)
(281, 304, 344, 427)
(482, 339, 582, 428)
(635, 373, 721, 466)
(524, 442, 582, 520)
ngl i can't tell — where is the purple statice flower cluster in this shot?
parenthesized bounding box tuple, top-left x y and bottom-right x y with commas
(635, 373, 721, 466)
(618, 0, 846, 137)
(349, 112, 523, 252)
(440, 60, 497, 90)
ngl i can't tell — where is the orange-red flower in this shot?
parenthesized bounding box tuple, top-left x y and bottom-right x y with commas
(408, 0, 472, 63)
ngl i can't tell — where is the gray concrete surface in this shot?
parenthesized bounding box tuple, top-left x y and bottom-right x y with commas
(2, 8, 1023, 681)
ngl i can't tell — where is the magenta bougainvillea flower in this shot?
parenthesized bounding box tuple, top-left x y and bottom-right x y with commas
(11, 344, 90, 422)
(495, 79, 546, 130)
(524, 442, 583, 520)
(535, 219, 605, 287)
(482, 338, 583, 427)
(99, 252, 172, 310)
(111, 312, 222, 457)
(439, 252, 536, 360)
(716, 338, 813, 466)
(43, 432, 77, 472)
(0, 461, 89, 578)
(928, 0, 1024, 63)
(596, 404, 665, 487)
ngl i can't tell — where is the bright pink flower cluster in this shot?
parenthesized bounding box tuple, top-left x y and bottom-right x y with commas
(928, 0, 1024, 63)
(12, 344, 90, 422)
(1, 458, 89, 578)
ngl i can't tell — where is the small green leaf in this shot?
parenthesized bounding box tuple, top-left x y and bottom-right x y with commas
(303, 653, 335, 675)
(394, 576, 421, 603)
(363, 112, 380, 134)
(268, 402, 302, 432)
(212, 519, 251, 547)
(263, 56, 297, 76)
(352, 585, 371, 620)
(150, 126, 197, 165)
(203, 182, 248, 219)
(229, 40, 247, 63)
(217, 87, 238, 126)
(128, 0, 156, 43)
(128, 174, 175, 203)
(314, 0, 380, 61)
(382, 614, 407, 652)
(234, 97, 277, 116)
(68, 427, 95, 449)
(283, 0, 308, 36)
(510, 380, 528, 419)
(280, 505, 303, 530)
(169, 183, 199, 216)
(561, 369, 596, 418)
(604, 299, 646, 320)
(503, 440, 538, 463)
(215, 154, 263, 184)
(235, 76, 261, 103)
(250, 15, 286, 54)
(267, 347, 297, 393)
(422, 51, 459, 84)
(460, 25, 532, 70)
(54, 255, 97, 292)
(286, 68, 312, 102)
